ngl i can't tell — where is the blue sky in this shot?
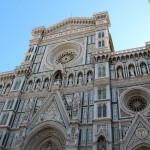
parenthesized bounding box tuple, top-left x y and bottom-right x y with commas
(0, 0, 149, 72)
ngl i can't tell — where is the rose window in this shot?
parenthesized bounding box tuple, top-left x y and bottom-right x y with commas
(127, 96, 147, 112)
(55, 51, 77, 64)
(45, 42, 83, 68)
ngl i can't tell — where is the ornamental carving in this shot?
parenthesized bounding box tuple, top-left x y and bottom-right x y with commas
(135, 127, 148, 139)
(42, 42, 84, 70)
(127, 96, 147, 112)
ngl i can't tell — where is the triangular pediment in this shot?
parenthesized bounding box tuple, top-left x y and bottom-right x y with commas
(122, 113, 150, 150)
(44, 17, 95, 35)
(32, 12, 110, 38)
(28, 91, 70, 131)
(48, 22, 94, 35)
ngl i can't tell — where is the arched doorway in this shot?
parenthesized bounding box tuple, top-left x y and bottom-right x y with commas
(37, 136, 62, 150)
(136, 146, 150, 150)
(132, 143, 150, 150)
(24, 127, 66, 150)
(97, 135, 106, 150)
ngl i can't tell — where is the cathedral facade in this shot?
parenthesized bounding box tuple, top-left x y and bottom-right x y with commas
(0, 11, 150, 150)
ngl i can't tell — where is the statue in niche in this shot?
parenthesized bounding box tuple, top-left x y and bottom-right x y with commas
(129, 66, 135, 76)
(44, 79, 49, 89)
(5, 85, 10, 94)
(36, 80, 41, 90)
(38, 113, 44, 123)
(46, 142, 52, 150)
(78, 74, 82, 85)
(54, 73, 61, 86)
(22, 128, 27, 138)
(68, 75, 73, 86)
(87, 72, 92, 83)
(141, 63, 147, 75)
(28, 81, 32, 91)
(117, 67, 123, 78)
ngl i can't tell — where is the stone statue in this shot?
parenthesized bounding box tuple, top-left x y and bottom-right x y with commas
(122, 126, 128, 137)
(28, 82, 32, 91)
(87, 72, 92, 83)
(5, 85, 10, 94)
(78, 74, 82, 85)
(22, 128, 27, 138)
(44, 80, 49, 89)
(54, 77, 61, 86)
(68, 76, 73, 85)
(98, 144, 105, 150)
(118, 68, 123, 78)
(46, 143, 51, 150)
(38, 113, 44, 123)
(129, 66, 135, 76)
(36, 81, 41, 90)
(141, 64, 147, 74)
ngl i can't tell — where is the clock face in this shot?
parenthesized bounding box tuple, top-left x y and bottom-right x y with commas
(45, 42, 83, 68)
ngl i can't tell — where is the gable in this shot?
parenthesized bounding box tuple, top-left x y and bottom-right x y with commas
(122, 113, 150, 150)
(44, 17, 95, 36)
(27, 91, 70, 131)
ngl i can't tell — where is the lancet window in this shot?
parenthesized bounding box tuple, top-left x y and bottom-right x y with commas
(98, 88, 106, 99)
(98, 103, 107, 118)
(98, 66, 106, 77)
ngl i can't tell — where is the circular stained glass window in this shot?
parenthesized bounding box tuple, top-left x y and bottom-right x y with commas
(127, 96, 147, 112)
(55, 51, 76, 64)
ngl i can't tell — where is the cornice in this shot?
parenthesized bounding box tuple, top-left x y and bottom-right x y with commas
(93, 44, 150, 62)
(32, 11, 110, 36)
(111, 75, 150, 87)
(30, 11, 110, 44)
(15, 64, 31, 76)
(0, 71, 15, 81)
